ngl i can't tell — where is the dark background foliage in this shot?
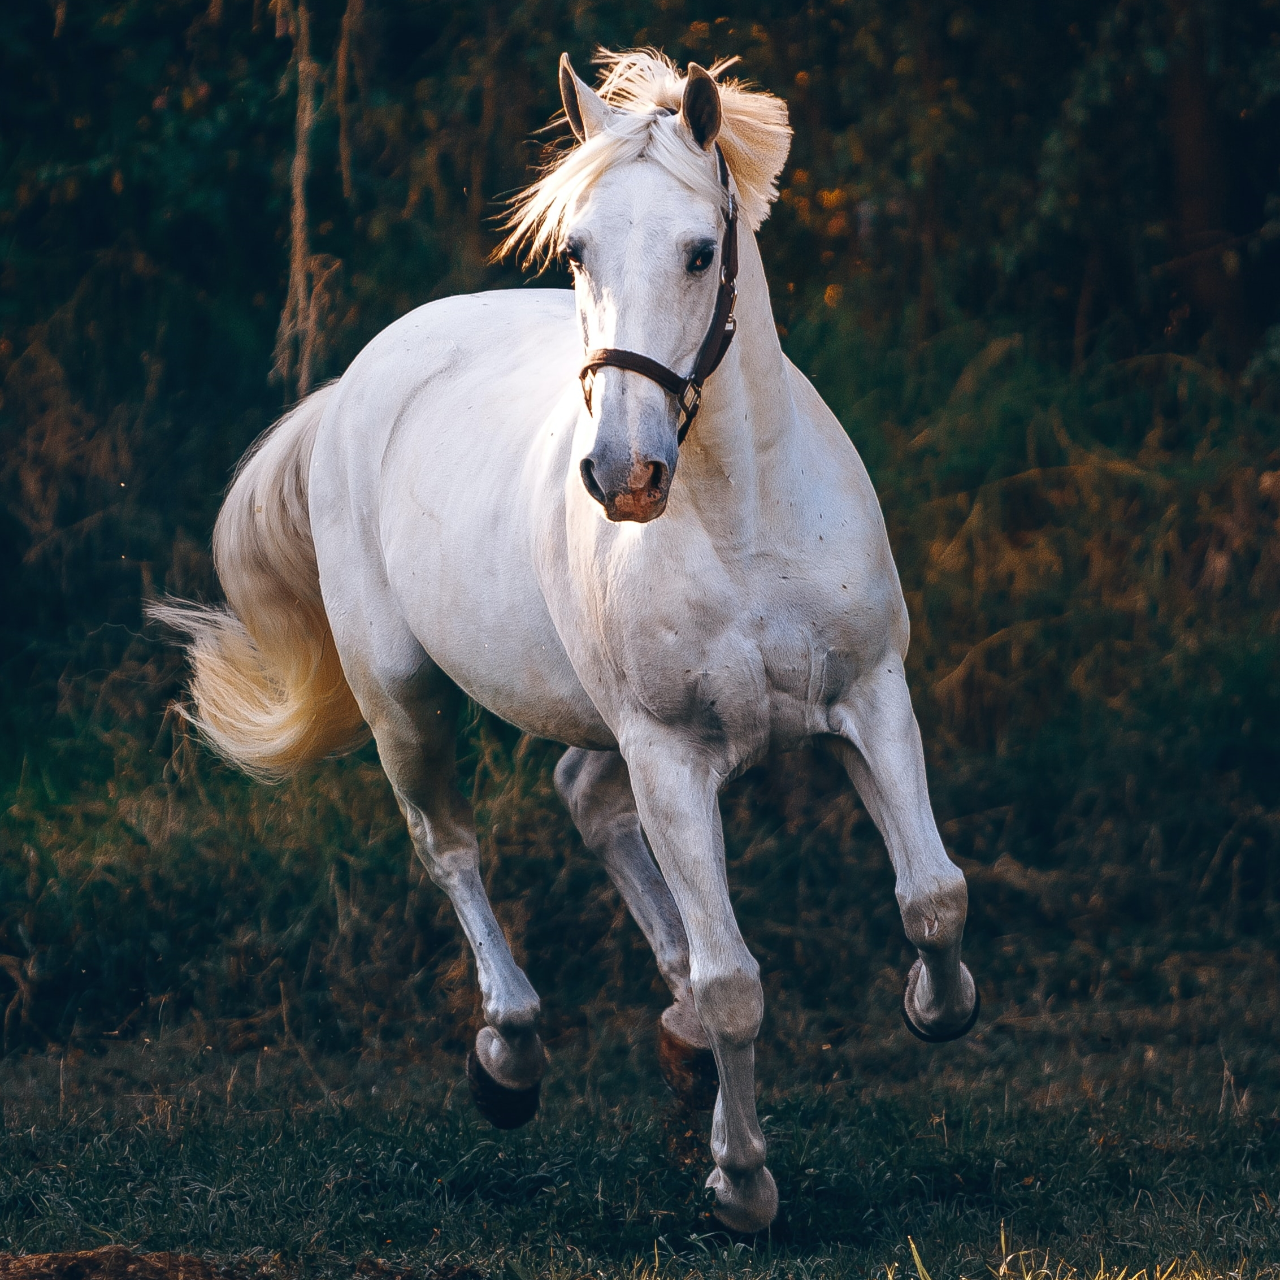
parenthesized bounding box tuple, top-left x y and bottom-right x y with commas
(3, 0, 1280, 1115)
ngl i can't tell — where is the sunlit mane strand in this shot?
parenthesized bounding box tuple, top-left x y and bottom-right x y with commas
(499, 48, 792, 267)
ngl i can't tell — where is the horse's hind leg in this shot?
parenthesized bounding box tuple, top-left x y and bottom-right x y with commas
(829, 660, 978, 1041)
(360, 661, 546, 1127)
(555, 748, 717, 1108)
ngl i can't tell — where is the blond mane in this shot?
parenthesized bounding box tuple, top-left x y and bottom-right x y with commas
(500, 49, 791, 266)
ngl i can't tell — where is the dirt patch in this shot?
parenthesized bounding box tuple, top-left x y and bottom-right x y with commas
(0, 1252, 483, 1280)
(0, 1250, 220, 1280)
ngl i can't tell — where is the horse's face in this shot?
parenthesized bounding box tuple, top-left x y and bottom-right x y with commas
(559, 61, 727, 523)
(566, 165, 722, 522)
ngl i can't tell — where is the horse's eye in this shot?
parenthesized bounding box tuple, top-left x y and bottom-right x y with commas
(687, 246, 715, 274)
(564, 241, 584, 271)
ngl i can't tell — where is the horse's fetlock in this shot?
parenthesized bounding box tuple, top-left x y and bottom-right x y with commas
(476, 1025, 546, 1088)
(711, 1127, 766, 1175)
(486, 992, 541, 1033)
(706, 1163, 778, 1232)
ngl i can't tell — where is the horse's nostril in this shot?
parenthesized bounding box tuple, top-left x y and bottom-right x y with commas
(580, 457, 607, 506)
(648, 461, 668, 494)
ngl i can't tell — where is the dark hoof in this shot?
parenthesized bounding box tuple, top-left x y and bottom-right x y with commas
(658, 1019, 719, 1111)
(466, 1050, 541, 1129)
(901, 959, 981, 1043)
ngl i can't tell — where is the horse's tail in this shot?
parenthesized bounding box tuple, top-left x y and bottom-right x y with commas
(150, 384, 366, 780)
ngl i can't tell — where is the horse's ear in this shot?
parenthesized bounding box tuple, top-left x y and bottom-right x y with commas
(681, 63, 721, 150)
(559, 53, 612, 142)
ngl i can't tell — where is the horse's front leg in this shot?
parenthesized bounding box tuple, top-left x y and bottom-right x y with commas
(622, 734, 777, 1233)
(829, 659, 978, 1040)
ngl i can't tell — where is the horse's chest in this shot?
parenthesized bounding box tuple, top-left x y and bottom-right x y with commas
(755, 609, 863, 745)
(566, 512, 893, 755)
(609, 611, 769, 749)
(609, 597, 843, 755)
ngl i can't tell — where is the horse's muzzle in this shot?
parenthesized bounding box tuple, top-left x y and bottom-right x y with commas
(580, 454, 671, 522)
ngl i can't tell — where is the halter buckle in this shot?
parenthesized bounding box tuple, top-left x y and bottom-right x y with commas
(678, 382, 702, 419)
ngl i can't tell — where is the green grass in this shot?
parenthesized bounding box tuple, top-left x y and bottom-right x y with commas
(2, 1037, 1279, 1278)
(4, 341, 1280, 1278)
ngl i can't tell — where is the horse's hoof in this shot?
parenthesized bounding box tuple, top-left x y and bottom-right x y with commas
(706, 1164, 778, 1233)
(901, 958, 981, 1043)
(657, 1005, 718, 1111)
(466, 1049, 541, 1129)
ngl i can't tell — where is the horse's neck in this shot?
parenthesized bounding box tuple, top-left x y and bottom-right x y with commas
(678, 228, 796, 539)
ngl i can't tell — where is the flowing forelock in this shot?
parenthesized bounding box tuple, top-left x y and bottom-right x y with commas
(499, 48, 792, 267)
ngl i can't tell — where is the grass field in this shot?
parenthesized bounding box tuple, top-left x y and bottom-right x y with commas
(4, 338, 1280, 1278)
(6, 8, 1280, 1274)
(2, 1030, 1279, 1280)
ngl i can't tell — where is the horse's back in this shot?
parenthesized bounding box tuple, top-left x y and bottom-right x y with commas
(309, 287, 615, 747)
(328, 288, 578, 431)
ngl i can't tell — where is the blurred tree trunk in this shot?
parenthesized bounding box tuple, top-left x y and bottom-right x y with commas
(1165, 0, 1254, 366)
(910, 0, 942, 348)
(1073, 245, 1103, 373)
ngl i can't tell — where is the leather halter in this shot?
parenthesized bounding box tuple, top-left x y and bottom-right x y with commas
(579, 144, 739, 445)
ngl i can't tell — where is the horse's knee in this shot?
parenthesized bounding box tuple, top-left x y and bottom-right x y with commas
(555, 746, 623, 809)
(553, 747, 590, 810)
(554, 748, 613, 839)
(555, 748, 637, 851)
(692, 959, 762, 1047)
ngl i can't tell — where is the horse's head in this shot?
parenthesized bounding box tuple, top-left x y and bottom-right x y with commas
(501, 52, 790, 523)
(558, 57, 728, 522)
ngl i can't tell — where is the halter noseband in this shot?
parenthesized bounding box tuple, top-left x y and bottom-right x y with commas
(578, 144, 739, 445)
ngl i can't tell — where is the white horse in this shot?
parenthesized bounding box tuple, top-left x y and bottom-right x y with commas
(155, 50, 978, 1232)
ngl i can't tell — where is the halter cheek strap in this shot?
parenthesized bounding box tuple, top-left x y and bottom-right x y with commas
(579, 144, 739, 445)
